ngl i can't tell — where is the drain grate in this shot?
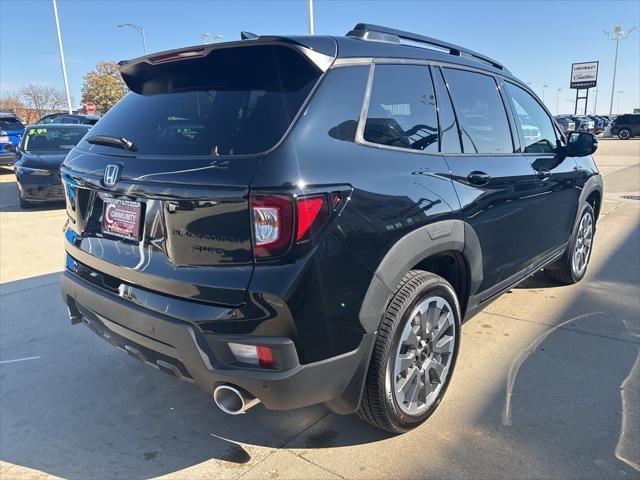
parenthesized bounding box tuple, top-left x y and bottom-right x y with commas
(622, 195, 640, 200)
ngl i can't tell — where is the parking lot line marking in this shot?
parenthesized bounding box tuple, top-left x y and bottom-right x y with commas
(0, 356, 41, 365)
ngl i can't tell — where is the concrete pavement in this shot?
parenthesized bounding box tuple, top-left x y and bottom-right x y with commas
(0, 140, 638, 479)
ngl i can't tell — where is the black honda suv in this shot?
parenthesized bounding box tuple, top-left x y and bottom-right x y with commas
(60, 24, 602, 433)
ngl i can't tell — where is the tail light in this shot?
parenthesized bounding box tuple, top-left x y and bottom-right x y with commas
(228, 343, 274, 367)
(0, 131, 9, 144)
(250, 192, 333, 259)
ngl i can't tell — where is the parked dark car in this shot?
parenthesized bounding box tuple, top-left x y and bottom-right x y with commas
(570, 115, 595, 133)
(554, 115, 576, 135)
(12, 124, 91, 208)
(0, 112, 25, 166)
(59, 24, 603, 433)
(38, 113, 100, 125)
(587, 115, 605, 134)
(610, 114, 640, 139)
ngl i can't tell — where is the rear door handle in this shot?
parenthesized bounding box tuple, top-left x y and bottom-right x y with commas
(537, 169, 551, 180)
(467, 171, 491, 185)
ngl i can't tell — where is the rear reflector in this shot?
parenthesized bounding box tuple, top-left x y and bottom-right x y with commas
(228, 343, 274, 367)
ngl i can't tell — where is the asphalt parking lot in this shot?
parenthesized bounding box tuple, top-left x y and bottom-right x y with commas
(0, 140, 638, 480)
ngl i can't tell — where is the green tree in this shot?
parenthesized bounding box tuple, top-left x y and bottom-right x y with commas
(81, 61, 128, 113)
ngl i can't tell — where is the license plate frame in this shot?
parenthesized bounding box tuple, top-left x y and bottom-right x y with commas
(101, 197, 142, 241)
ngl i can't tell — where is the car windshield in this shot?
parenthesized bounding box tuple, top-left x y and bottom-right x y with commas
(86, 44, 321, 156)
(22, 126, 89, 153)
(0, 118, 24, 130)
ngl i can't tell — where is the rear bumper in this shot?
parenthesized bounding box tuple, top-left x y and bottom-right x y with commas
(0, 152, 14, 166)
(16, 174, 64, 202)
(60, 269, 374, 413)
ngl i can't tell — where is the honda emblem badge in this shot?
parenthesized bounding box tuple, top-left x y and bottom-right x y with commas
(103, 164, 120, 187)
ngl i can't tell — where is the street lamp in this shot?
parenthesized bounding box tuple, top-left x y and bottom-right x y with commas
(542, 84, 548, 103)
(617, 90, 624, 113)
(118, 23, 147, 55)
(604, 26, 636, 115)
(202, 33, 223, 44)
(52, 0, 72, 114)
(556, 88, 562, 115)
(308, 0, 315, 35)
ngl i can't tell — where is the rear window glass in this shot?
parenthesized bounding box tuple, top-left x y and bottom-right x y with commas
(0, 118, 24, 130)
(86, 45, 321, 156)
(23, 126, 89, 152)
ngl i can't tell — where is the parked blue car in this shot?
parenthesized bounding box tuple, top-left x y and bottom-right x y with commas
(0, 112, 25, 166)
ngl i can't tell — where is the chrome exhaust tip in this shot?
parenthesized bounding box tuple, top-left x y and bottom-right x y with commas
(213, 384, 260, 415)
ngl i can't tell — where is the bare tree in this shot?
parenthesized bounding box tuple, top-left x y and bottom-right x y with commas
(19, 84, 70, 120)
(0, 94, 24, 113)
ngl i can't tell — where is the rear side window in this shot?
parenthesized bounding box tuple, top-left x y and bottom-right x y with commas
(86, 45, 321, 156)
(505, 82, 558, 154)
(0, 117, 24, 130)
(443, 68, 513, 154)
(363, 64, 439, 152)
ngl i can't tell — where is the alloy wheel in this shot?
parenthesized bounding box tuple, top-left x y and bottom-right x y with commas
(392, 295, 456, 415)
(572, 211, 593, 277)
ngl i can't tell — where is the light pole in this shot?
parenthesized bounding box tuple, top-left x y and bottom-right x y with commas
(52, 0, 72, 114)
(542, 84, 548, 103)
(604, 26, 636, 115)
(593, 88, 599, 114)
(202, 33, 222, 44)
(307, 0, 315, 35)
(617, 90, 624, 113)
(118, 23, 147, 55)
(556, 88, 562, 115)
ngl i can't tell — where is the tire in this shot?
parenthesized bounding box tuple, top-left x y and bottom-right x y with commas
(357, 270, 461, 433)
(545, 203, 595, 284)
(19, 194, 33, 209)
(619, 128, 631, 140)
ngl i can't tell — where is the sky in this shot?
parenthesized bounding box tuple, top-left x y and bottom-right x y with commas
(1, 0, 639, 115)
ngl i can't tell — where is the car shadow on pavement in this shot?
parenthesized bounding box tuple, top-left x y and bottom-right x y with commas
(0, 273, 390, 480)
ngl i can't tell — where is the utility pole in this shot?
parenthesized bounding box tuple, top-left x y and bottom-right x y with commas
(307, 0, 315, 35)
(604, 26, 636, 115)
(52, 0, 72, 114)
(118, 23, 147, 55)
(556, 88, 562, 115)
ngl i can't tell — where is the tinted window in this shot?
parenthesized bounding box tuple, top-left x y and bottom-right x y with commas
(505, 82, 558, 154)
(22, 126, 89, 152)
(0, 117, 24, 130)
(364, 64, 438, 152)
(443, 68, 513, 154)
(87, 45, 320, 156)
(54, 116, 80, 124)
(432, 67, 462, 153)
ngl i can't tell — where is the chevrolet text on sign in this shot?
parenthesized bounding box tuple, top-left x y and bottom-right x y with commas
(570, 61, 598, 89)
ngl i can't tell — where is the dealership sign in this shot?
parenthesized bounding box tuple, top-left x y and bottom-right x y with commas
(570, 61, 598, 89)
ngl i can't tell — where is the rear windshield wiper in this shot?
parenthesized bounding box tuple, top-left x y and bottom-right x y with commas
(87, 135, 137, 152)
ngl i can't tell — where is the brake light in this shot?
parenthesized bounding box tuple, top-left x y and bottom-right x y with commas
(296, 195, 329, 241)
(0, 131, 8, 144)
(150, 49, 205, 64)
(251, 194, 293, 258)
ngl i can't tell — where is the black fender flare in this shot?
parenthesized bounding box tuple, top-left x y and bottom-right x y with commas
(574, 175, 604, 230)
(358, 219, 483, 334)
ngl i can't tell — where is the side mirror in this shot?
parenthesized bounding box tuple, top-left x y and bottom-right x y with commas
(4, 143, 16, 153)
(564, 132, 598, 157)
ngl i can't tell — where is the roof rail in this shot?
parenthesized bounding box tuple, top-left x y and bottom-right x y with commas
(347, 23, 507, 72)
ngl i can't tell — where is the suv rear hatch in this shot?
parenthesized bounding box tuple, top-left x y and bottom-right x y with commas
(62, 40, 334, 306)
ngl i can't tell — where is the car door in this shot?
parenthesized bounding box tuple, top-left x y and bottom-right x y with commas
(502, 81, 580, 262)
(436, 66, 539, 295)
